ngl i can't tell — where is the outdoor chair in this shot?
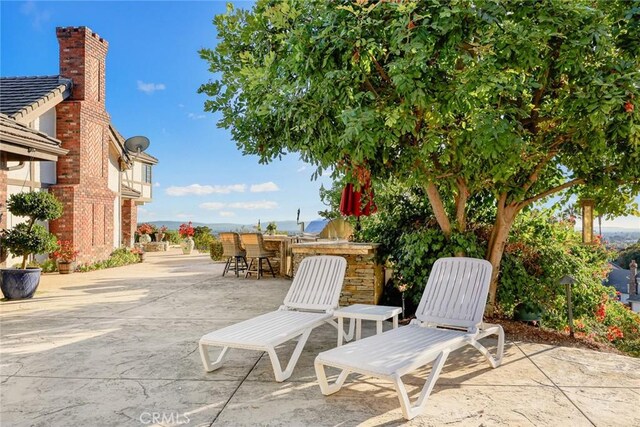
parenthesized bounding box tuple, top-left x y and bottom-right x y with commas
(240, 232, 276, 279)
(199, 255, 347, 381)
(314, 257, 504, 420)
(219, 232, 248, 277)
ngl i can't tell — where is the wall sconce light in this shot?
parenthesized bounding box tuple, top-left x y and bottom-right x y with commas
(580, 199, 595, 244)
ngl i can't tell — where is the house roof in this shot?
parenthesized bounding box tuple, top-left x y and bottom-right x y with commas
(108, 123, 158, 165)
(0, 75, 72, 123)
(0, 113, 68, 161)
(605, 263, 639, 294)
(121, 183, 141, 199)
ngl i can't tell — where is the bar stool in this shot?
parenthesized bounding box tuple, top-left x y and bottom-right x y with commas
(240, 233, 276, 279)
(219, 232, 248, 277)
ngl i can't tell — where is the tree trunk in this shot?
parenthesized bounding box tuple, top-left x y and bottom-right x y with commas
(485, 201, 519, 316)
(425, 182, 452, 237)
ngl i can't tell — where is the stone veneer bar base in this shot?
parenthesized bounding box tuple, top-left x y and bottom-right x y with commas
(291, 242, 383, 306)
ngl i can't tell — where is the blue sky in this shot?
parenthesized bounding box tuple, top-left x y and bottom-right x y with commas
(1, 0, 333, 226)
(1, 1, 638, 230)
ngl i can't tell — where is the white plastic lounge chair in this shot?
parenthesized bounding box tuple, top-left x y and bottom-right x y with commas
(199, 255, 347, 382)
(314, 257, 504, 420)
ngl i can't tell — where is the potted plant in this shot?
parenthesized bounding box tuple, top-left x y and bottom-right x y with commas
(156, 225, 167, 242)
(137, 223, 153, 244)
(0, 191, 62, 299)
(179, 222, 195, 254)
(131, 247, 144, 262)
(52, 240, 79, 274)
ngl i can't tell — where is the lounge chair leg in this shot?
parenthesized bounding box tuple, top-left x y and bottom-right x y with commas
(393, 349, 450, 420)
(470, 325, 505, 368)
(234, 257, 239, 277)
(199, 342, 230, 372)
(315, 360, 350, 395)
(265, 328, 312, 382)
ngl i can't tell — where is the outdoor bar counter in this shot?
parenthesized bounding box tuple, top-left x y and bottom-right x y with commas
(291, 241, 384, 306)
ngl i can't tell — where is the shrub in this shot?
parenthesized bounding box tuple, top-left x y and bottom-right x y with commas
(616, 242, 640, 269)
(163, 230, 181, 244)
(1, 191, 62, 268)
(210, 240, 224, 261)
(75, 247, 139, 272)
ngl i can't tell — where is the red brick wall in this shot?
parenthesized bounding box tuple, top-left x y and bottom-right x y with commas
(121, 199, 137, 247)
(50, 27, 116, 264)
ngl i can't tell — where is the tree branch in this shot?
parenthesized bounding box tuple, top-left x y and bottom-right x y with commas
(519, 178, 585, 209)
(369, 54, 391, 84)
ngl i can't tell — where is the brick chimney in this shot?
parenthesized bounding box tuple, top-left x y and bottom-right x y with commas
(50, 27, 115, 263)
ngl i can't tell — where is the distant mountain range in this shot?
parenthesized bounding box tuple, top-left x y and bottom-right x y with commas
(147, 220, 305, 233)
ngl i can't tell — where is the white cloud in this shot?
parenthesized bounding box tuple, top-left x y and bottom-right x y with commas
(176, 213, 193, 219)
(188, 112, 206, 120)
(199, 201, 278, 210)
(178, 103, 185, 108)
(219, 211, 236, 217)
(137, 80, 166, 95)
(229, 201, 278, 210)
(153, 182, 161, 188)
(166, 183, 246, 196)
(250, 182, 279, 193)
(21, 1, 50, 30)
(199, 202, 226, 210)
(296, 166, 307, 173)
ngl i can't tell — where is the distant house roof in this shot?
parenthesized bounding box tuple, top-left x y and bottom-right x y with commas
(0, 113, 68, 161)
(605, 263, 639, 294)
(0, 75, 72, 123)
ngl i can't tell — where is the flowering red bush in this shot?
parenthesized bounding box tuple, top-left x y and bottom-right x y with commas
(607, 326, 624, 342)
(52, 240, 79, 263)
(137, 223, 153, 235)
(179, 222, 194, 238)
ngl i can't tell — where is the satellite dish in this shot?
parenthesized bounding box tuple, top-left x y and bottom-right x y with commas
(124, 136, 150, 154)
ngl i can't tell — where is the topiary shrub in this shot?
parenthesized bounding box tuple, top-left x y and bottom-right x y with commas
(210, 239, 224, 261)
(0, 191, 62, 269)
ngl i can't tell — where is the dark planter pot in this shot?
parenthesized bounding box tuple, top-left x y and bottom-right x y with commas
(0, 268, 42, 300)
(514, 304, 543, 322)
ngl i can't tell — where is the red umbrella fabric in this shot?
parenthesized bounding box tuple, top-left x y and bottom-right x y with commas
(339, 182, 376, 217)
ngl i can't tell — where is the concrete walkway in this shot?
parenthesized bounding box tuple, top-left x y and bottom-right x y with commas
(1, 250, 639, 426)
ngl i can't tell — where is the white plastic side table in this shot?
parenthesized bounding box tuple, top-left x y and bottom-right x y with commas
(334, 304, 402, 346)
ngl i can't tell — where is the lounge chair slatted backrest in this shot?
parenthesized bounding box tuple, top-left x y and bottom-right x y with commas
(415, 257, 492, 331)
(284, 256, 347, 312)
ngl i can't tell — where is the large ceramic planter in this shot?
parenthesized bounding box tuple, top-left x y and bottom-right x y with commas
(181, 237, 195, 255)
(155, 232, 164, 242)
(0, 268, 42, 299)
(139, 234, 152, 244)
(58, 262, 74, 275)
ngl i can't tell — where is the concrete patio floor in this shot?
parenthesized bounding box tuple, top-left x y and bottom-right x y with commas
(1, 249, 640, 427)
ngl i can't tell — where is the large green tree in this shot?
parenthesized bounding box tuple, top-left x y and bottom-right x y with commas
(200, 0, 640, 312)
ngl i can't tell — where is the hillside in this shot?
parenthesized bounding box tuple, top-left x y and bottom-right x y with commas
(146, 220, 303, 233)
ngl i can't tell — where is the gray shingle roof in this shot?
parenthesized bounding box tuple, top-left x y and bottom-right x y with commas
(0, 113, 68, 161)
(605, 263, 639, 294)
(0, 75, 72, 117)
